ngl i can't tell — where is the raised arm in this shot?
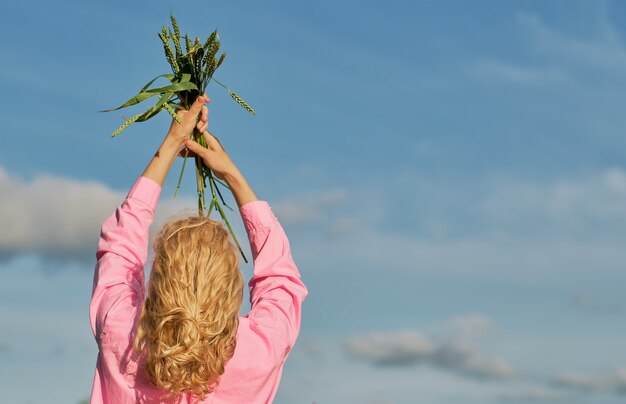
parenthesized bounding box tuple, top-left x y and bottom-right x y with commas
(90, 96, 209, 340)
(142, 95, 209, 186)
(184, 134, 308, 359)
(240, 202, 308, 356)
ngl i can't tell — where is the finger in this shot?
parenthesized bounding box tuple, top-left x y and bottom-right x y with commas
(204, 130, 217, 143)
(205, 131, 224, 150)
(184, 139, 208, 157)
(197, 120, 208, 132)
(187, 95, 205, 118)
(201, 105, 208, 123)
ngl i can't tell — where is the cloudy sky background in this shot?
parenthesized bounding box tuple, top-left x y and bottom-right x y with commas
(2, 0, 626, 403)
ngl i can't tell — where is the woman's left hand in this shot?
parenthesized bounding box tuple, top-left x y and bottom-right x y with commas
(165, 95, 210, 146)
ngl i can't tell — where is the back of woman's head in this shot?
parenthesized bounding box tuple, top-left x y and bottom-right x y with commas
(133, 214, 244, 400)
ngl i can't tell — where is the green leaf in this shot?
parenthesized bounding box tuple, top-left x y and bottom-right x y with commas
(178, 73, 192, 83)
(135, 92, 175, 122)
(101, 74, 179, 112)
(101, 91, 156, 112)
(140, 74, 175, 92)
(145, 81, 198, 94)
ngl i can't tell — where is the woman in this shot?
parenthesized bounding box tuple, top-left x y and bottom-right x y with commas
(89, 95, 308, 403)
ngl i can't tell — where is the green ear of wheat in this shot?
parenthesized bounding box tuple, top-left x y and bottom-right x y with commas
(170, 15, 182, 58)
(215, 52, 226, 70)
(184, 34, 192, 53)
(163, 102, 182, 123)
(159, 29, 179, 75)
(203, 31, 217, 50)
(229, 90, 255, 115)
(210, 77, 255, 115)
(111, 113, 142, 137)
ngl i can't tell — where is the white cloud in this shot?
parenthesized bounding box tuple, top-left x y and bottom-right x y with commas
(0, 164, 352, 265)
(475, 61, 569, 85)
(516, 11, 626, 72)
(432, 314, 495, 340)
(475, 9, 626, 92)
(287, 167, 626, 288)
(434, 340, 513, 380)
(571, 291, 626, 314)
(345, 331, 435, 366)
(0, 167, 122, 261)
(269, 187, 356, 242)
(497, 387, 568, 402)
(554, 368, 626, 394)
(487, 168, 622, 215)
(344, 329, 514, 380)
(7, 162, 626, 285)
(479, 168, 626, 239)
(0, 166, 192, 262)
(272, 188, 349, 226)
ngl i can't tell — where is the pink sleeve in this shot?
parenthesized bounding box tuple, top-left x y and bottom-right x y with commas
(240, 201, 308, 359)
(89, 176, 161, 340)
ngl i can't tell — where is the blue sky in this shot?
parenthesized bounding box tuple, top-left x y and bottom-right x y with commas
(1, 0, 626, 403)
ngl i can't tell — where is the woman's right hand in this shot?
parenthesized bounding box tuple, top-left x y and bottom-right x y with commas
(183, 132, 258, 207)
(183, 132, 238, 181)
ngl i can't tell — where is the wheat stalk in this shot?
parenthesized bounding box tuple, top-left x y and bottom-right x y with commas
(203, 31, 217, 50)
(111, 113, 142, 137)
(229, 90, 255, 115)
(216, 52, 226, 70)
(205, 40, 220, 67)
(170, 15, 182, 58)
(159, 28, 179, 75)
(209, 77, 256, 115)
(194, 47, 205, 85)
(163, 103, 181, 123)
(104, 15, 255, 261)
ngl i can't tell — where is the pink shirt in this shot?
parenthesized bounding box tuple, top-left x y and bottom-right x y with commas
(89, 177, 308, 403)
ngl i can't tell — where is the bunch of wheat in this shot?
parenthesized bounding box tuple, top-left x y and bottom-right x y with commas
(104, 15, 253, 262)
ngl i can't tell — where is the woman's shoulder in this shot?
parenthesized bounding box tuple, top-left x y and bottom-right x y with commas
(212, 317, 285, 399)
(99, 299, 141, 350)
(231, 317, 287, 367)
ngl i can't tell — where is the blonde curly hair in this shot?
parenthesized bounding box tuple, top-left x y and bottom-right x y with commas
(133, 215, 244, 400)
